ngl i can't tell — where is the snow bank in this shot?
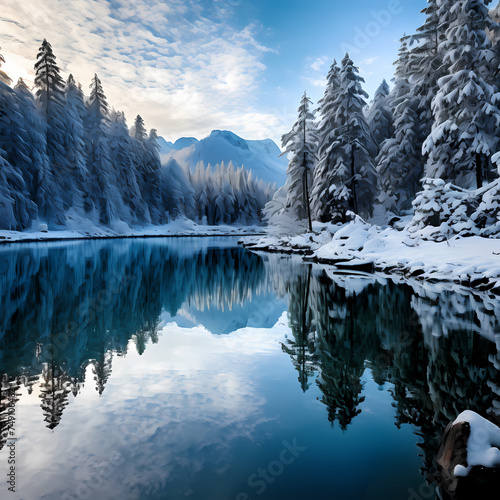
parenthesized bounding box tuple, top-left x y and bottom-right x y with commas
(453, 411, 500, 477)
(243, 218, 500, 292)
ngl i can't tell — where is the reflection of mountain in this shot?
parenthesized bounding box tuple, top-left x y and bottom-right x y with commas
(265, 254, 500, 491)
(2, 237, 500, 499)
(0, 238, 279, 438)
(178, 292, 286, 335)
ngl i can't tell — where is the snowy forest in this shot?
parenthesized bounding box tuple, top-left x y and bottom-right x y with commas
(3, 1, 500, 239)
(267, 0, 500, 241)
(0, 40, 274, 231)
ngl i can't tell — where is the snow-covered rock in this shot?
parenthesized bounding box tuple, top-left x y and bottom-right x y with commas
(453, 411, 500, 477)
(436, 410, 500, 498)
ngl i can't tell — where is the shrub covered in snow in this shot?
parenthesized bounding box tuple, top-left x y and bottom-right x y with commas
(407, 177, 500, 241)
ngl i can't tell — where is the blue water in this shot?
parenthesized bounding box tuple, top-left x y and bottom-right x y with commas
(0, 237, 498, 499)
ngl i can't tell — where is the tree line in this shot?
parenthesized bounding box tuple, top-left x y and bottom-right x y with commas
(0, 40, 273, 231)
(268, 0, 500, 233)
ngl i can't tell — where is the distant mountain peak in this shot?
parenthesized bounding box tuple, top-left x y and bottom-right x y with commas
(159, 129, 287, 187)
(209, 130, 250, 151)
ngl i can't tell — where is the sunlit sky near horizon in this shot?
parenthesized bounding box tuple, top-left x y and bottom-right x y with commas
(1, 0, 427, 145)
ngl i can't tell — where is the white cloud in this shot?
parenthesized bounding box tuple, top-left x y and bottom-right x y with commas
(362, 57, 379, 65)
(310, 56, 328, 72)
(0, 0, 283, 141)
(306, 77, 327, 88)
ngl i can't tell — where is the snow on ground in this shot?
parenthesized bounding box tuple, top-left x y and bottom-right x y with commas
(453, 410, 500, 477)
(243, 217, 500, 293)
(0, 218, 265, 244)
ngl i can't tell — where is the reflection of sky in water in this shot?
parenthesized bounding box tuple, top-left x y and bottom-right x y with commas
(14, 317, 423, 500)
(1, 238, 499, 499)
(16, 319, 289, 499)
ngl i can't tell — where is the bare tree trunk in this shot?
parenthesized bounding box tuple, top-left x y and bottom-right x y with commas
(476, 153, 483, 189)
(350, 143, 358, 214)
(302, 153, 313, 232)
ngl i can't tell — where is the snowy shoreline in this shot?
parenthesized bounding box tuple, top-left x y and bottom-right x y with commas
(0, 219, 265, 245)
(243, 219, 500, 295)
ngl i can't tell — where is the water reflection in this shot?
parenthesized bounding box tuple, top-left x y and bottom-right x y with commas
(0, 239, 499, 499)
(267, 255, 500, 489)
(0, 239, 274, 444)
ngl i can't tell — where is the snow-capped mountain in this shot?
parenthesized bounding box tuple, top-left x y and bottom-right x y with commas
(158, 130, 288, 187)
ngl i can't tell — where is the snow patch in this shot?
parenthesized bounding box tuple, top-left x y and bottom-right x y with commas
(453, 411, 500, 477)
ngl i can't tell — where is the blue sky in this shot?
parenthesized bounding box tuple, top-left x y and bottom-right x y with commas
(1, 0, 427, 145)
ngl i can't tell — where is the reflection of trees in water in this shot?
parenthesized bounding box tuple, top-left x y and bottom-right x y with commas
(269, 257, 500, 484)
(282, 266, 318, 392)
(0, 240, 269, 437)
(1, 237, 500, 489)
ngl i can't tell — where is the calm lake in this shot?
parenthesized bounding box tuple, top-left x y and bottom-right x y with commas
(1, 237, 499, 500)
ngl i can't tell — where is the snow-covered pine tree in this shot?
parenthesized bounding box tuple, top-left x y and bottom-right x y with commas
(313, 54, 377, 222)
(0, 148, 37, 230)
(144, 128, 164, 224)
(34, 39, 66, 224)
(0, 47, 12, 85)
(161, 158, 196, 221)
(213, 162, 235, 224)
(312, 60, 341, 222)
(0, 77, 38, 229)
(408, 0, 447, 141)
(423, 0, 500, 189)
(191, 161, 208, 222)
(133, 114, 147, 142)
(377, 36, 423, 214)
(109, 110, 148, 224)
(132, 115, 164, 224)
(85, 74, 119, 225)
(14, 78, 50, 210)
(281, 91, 318, 231)
(366, 80, 393, 153)
(63, 75, 87, 211)
(377, 87, 422, 214)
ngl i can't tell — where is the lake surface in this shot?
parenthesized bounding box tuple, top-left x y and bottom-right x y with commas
(0, 237, 499, 500)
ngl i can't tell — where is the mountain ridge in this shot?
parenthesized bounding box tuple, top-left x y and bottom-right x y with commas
(158, 130, 288, 187)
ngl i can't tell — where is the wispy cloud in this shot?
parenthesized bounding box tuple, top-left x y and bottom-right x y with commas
(310, 56, 329, 72)
(306, 77, 327, 88)
(0, 0, 282, 141)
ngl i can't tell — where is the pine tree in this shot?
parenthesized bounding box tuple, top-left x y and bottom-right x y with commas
(313, 54, 377, 221)
(0, 79, 37, 229)
(93, 351, 113, 396)
(133, 114, 147, 142)
(281, 92, 318, 231)
(14, 78, 50, 210)
(144, 128, 164, 224)
(377, 82, 422, 214)
(376, 37, 423, 214)
(312, 60, 341, 222)
(366, 80, 394, 152)
(109, 110, 148, 224)
(423, 0, 500, 189)
(34, 39, 66, 224)
(0, 47, 12, 85)
(39, 364, 71, 430)
(408, 0, 447, 141)
(85, 74, 118, 224)
(63, 75, 87, 211)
